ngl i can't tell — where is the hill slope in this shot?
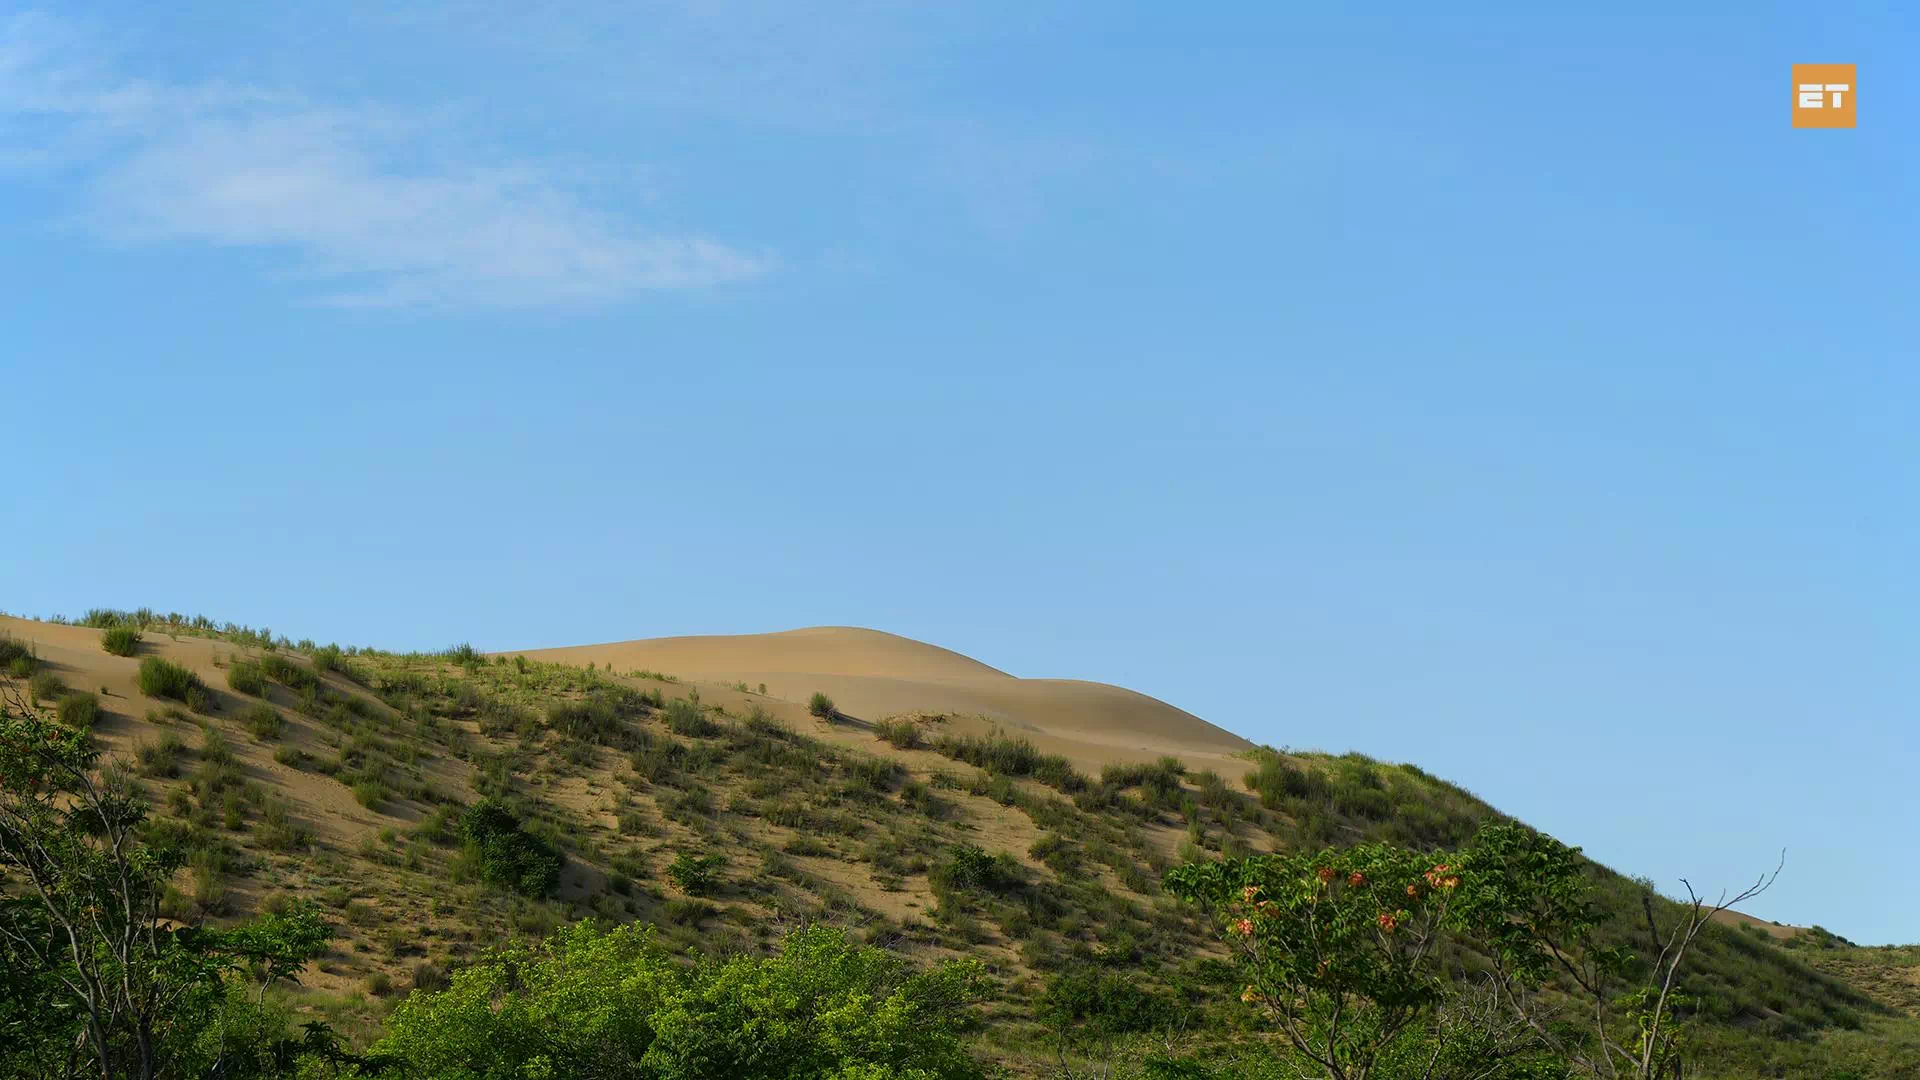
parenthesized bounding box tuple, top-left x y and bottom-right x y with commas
(0, 610, 1909, 1077)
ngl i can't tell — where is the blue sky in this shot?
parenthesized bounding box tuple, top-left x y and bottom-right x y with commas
(2, 3, 1914, 942)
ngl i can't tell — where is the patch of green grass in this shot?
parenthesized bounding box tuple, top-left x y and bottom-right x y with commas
(100, 625, 142, 657)
(0, 634, 36, 676)
(258, 653, 318, 692)
(663, 698, 720, 738)
(242, 702, 286, 740)
(28, 669, 66, 703)
(808, 691, 836, 719)
(135, 732, 190, 778)
(55, 691, 101, 729)
(930, 732, 1088, 794)
(874, 717, 923, 749)
(226, 660, 266, 696)
(136, 657, 208, 711)
(352, 779, 389, 810)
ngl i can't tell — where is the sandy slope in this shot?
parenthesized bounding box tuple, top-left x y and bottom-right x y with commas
(0, 615, 440, 848)
(507, 627, 1258, 777)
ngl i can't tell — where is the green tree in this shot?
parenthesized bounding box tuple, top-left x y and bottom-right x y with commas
(1168, 825, 1781, 1080)
(1453, 823, 1780, 1080)
(1167, 841, 1546, 1079)
(0, 674, 332, 1079)
(459, 798, 562, 897)
(378, 922, 987, 1080)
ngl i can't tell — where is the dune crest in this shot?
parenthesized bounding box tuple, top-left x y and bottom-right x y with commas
(506, 626, 1256, 774)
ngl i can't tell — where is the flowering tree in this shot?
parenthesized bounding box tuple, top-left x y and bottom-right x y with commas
(1166, 842, 1525, 1079)
(1169, 824, 1780, 1080)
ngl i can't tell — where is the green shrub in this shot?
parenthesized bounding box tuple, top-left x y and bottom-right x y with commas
(933, 843, 1020, 894)
(460, 798, 562, 897)
(242, 703, 285, 740)
(256, 799, 313, 852)
(311, 644, 345, 675)
(664, 698, 720, 738)
(100, 626, 142, 657)
(874, 717, 923, 749)
(1039, 967, 1174, 1036)
(377, 924, 987, 1080)
(28, 670, 65, 703)
(0, 634, 35, 675)
(666, 852, 723, 896)
(352, 779, 389, 809)
(136, 656, 204, 704)
(54, 691, 100, 729)
(930, 733, 1088, 794)
(135, 732, 189, 778)
(226, 661, 266, 696)
(258, 653, 317, 692)
(808, 691, 836, 719)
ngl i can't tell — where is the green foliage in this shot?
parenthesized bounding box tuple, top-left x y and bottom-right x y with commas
(137, 655, 207, 708)
(1039, 967, 1175, 1037)
(664, 697, 720, 738)
(241, 702, 285, 740)
(258, 653, 318, 692)
(26, 669, 63, 703)
(0, 634, 35, 677)
(875, 717, 924, 749)
(933, 843, 1020, 894)
(100, 625, 142, 656)
(136, 731, 189, 777)
(311, 643, 346, 675)
(54, 690, 101, 729)
(667, 852, 724, 896)
(0, 694, 332, 1078)
(930, 732, 1087, 794)
(226, 659, 267, 696)
(808, 691, 836, 719)
(460, 798, 563, 897)
(377, 923, 988, 1080)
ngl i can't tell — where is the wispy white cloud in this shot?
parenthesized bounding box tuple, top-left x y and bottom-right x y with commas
(0, 11, 768, 309)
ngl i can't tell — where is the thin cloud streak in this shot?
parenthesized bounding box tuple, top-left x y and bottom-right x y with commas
(0, 12, 768, 309)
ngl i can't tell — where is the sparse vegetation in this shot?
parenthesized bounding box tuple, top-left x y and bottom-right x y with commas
(226, 659, 267, 696)
(0, 610, 1904, 1078)
(875, 716, 924, 749)
(101, 624, 142, 656)
(54, 689, 100, 728)
(240, 701, 285, 740)
(808, 690, 835, 719)
(136, 655, 208, 712)
(667, 852, 724, 896)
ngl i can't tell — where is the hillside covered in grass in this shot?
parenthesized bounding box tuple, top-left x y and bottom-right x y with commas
(1, 608, 1914, 1077)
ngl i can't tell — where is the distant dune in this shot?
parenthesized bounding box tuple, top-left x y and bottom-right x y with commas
(507, 627, 1257, 777)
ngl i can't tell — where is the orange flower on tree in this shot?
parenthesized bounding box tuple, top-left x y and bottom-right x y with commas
(1347, 872, 1367, 887)
(1377, 911, 1398, 933)
(1316, 866, 1337, 883)
(1229, 918, 1254, 937)
(1240, 885, 1261, 902)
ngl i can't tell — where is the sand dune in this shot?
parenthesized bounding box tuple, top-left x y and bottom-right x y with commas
(0, 615, 1258, 784)
(508, 627, 1257, 776)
